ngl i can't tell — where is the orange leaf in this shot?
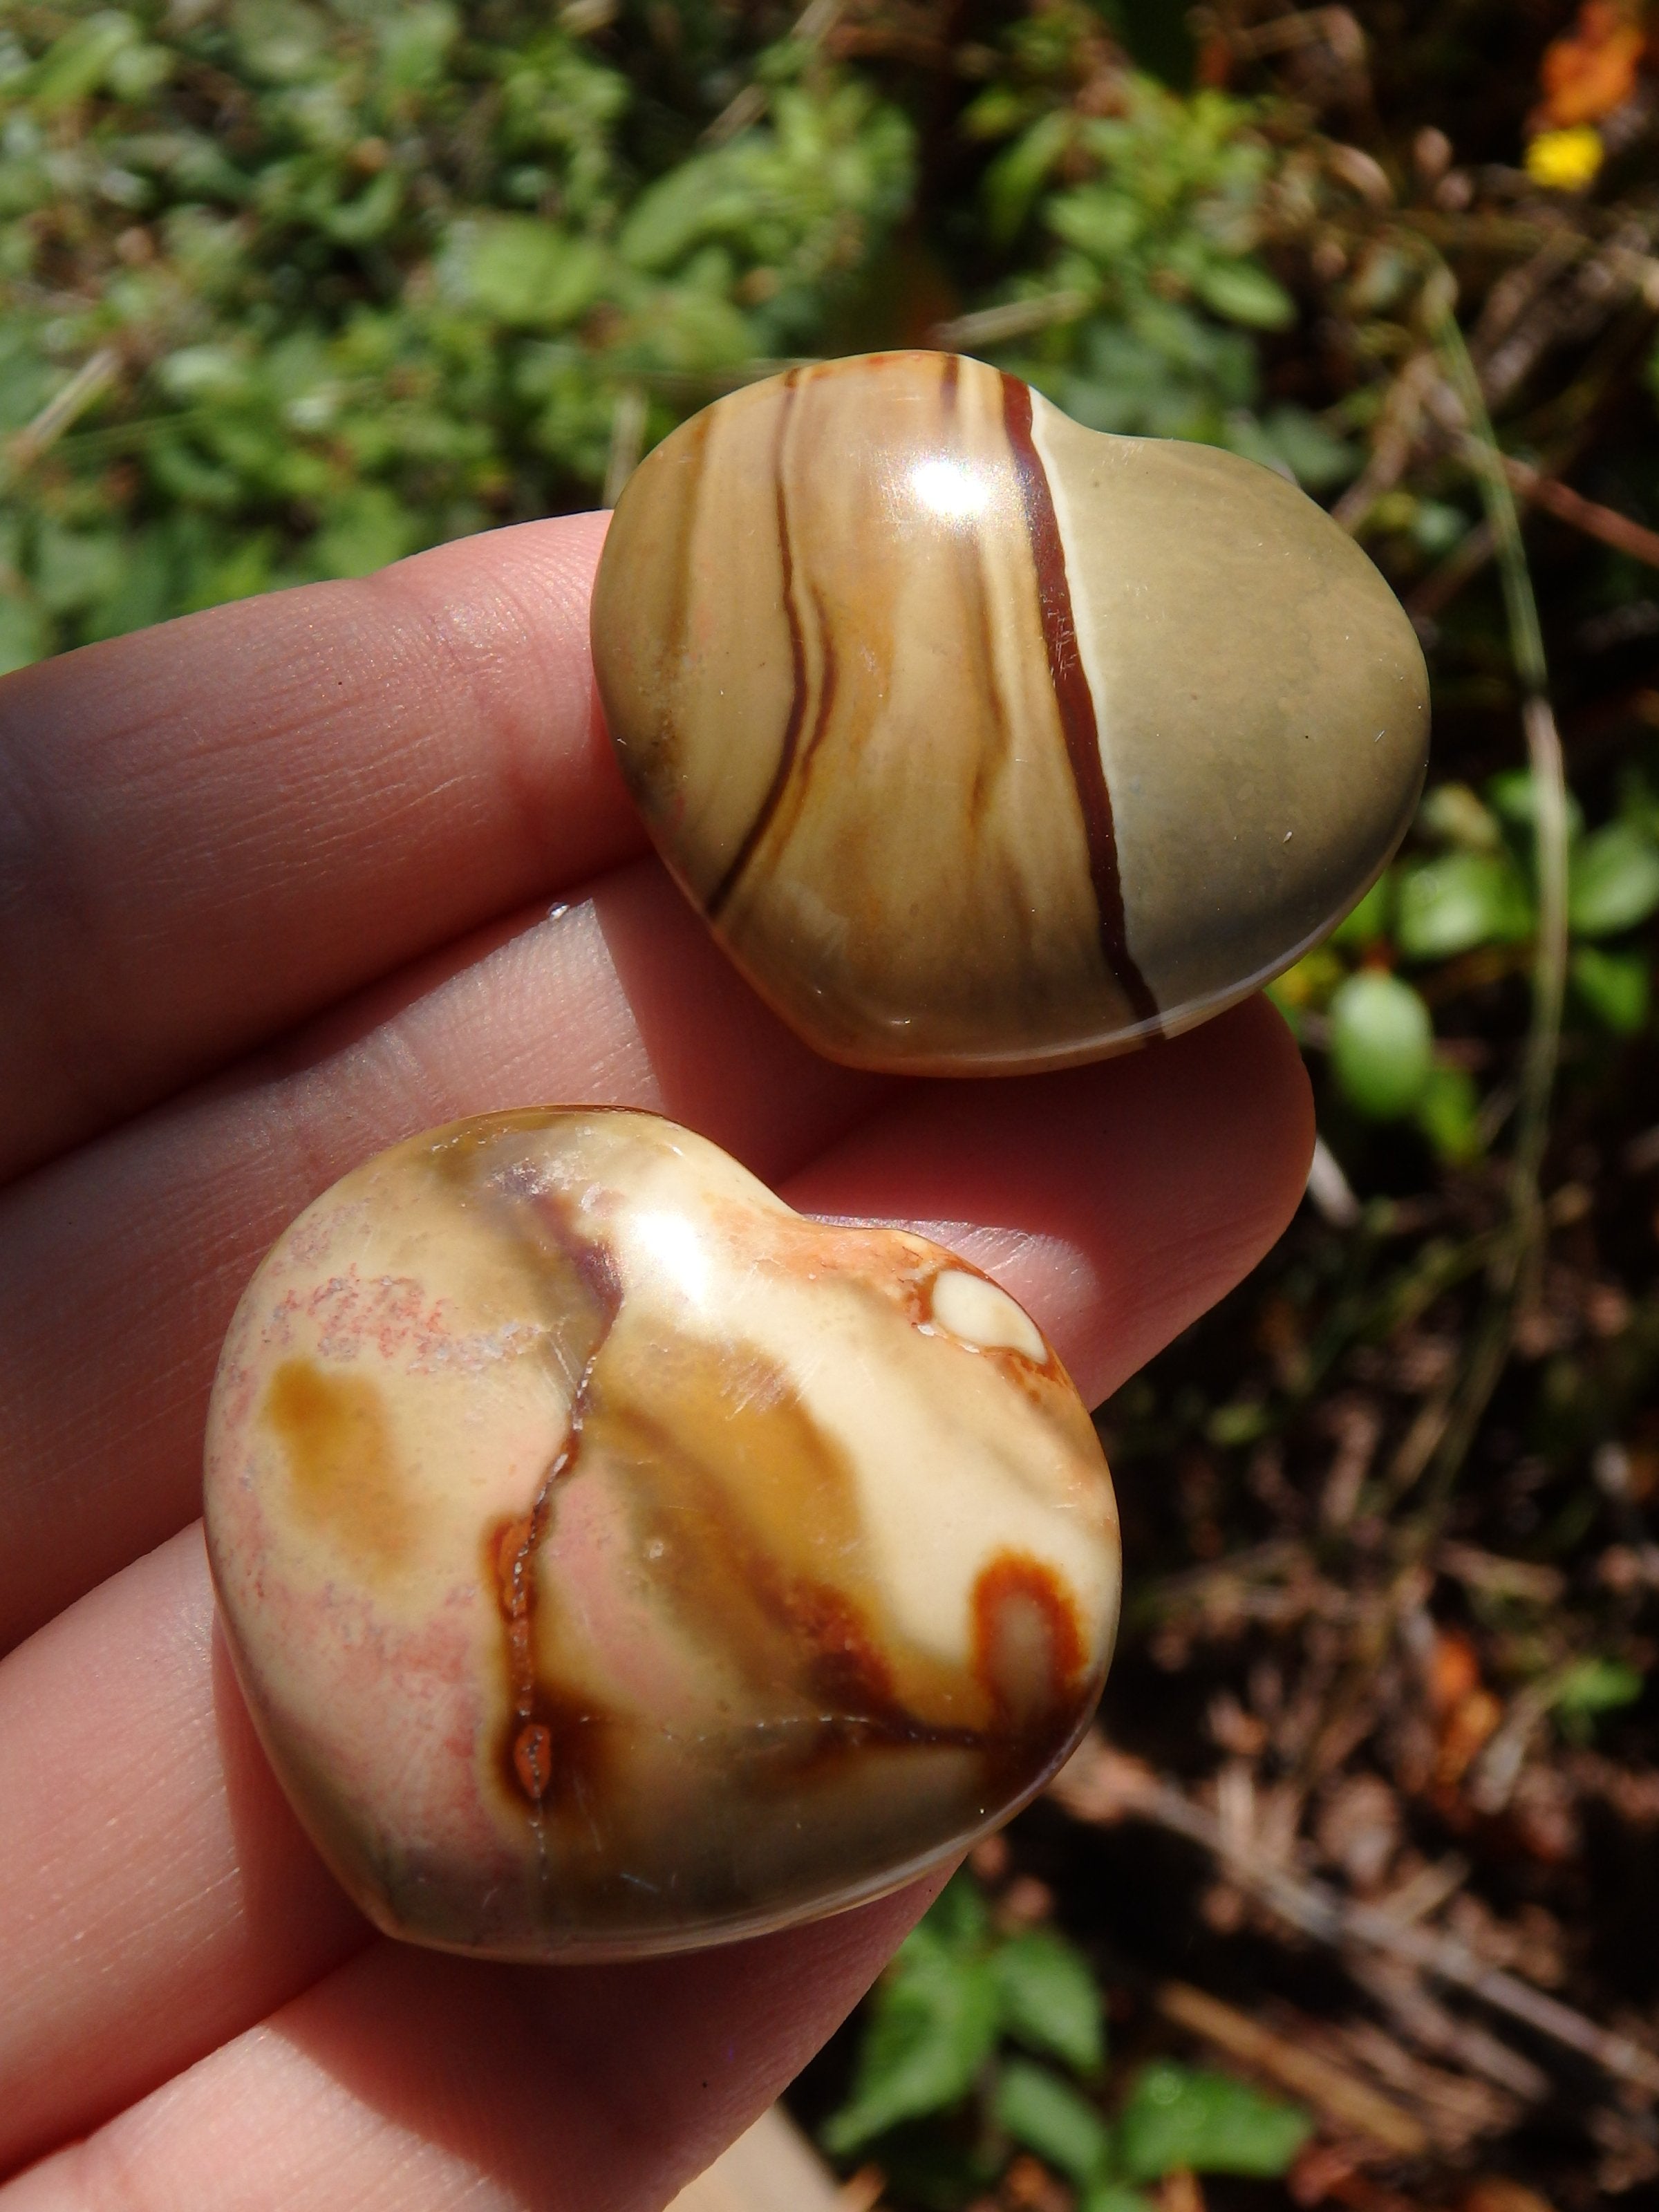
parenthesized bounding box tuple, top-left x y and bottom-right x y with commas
(1535, 0, 1646, 129)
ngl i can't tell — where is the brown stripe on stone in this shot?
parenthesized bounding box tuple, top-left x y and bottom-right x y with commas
(707, 371, 809, 921)
(1000, 374, 1159, 1029)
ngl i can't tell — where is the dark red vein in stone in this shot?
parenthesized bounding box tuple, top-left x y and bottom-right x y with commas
(1000, 374, 1159, 1029)
(490, 1203, 624, 1836)
(707, 370, 809, 922)
(494, 1331, 608, 1826)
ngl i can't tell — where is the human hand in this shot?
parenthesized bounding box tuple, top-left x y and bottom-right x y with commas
(0, 515, 1312, 2209)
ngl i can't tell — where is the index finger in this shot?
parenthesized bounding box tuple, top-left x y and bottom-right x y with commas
(0, 514, 639, 1182)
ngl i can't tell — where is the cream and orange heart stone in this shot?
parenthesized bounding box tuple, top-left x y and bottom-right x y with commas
(204, 1109, 1119, 1960)
(592, 349, 1429, 1074)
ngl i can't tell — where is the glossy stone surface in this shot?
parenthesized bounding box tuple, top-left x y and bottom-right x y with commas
(592, 350, 1429, 1074)
(205, 1109, 1119, 1961)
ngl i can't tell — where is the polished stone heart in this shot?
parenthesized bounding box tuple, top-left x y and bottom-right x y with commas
(592, 349, 1429, 1074)
(204, 1110, 1119, 1960)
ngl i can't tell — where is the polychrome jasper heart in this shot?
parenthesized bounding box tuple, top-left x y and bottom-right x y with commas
(204, 1109, 1119, 1960)
(592, 348, 1429, 1075)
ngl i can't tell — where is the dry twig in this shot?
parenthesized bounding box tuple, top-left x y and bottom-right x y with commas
(1156, 1981, 1429, 2156)
(1053, 1738, 1659, 2098)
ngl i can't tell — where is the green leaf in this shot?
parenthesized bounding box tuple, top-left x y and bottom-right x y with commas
(1419, 781, 1502, 852)
(0, 590, 50, 675)
(993, 2059, 1111, 2186)
(1191, 258, 1295, 329)
(991, 1928, 1105, 2076)
(1486, 766, 1584, 845)
(1409, 497, 1468, 556)
(27, 11, 138, 110)
(1396, 852, 1533, 960)
(1117, 2064, 1312, 2182)
(229, 0, 330, 85)
(309, 487, 421, 579)
(32, 524, 128, 617)
(1329, 874, 1391, 949)
(983, 111, 1075, 243)
(1243, 402, 1356, 490)
(1414, 1062, 1483, 1164)
(1568, 821, 1659, 939)
(377, 3, 458, 91)
(820, 1909, 999, 2155)
(1080, 2188, 1153, 2212)
(1328, 971, 1434, 1121)
(324, 170, 403, 247)
(1571, 944, 1651, 1034)
(1554, 1656, 1644, 1716)
(449, 217, 610, 329)
(919, 1870, 990, 1951)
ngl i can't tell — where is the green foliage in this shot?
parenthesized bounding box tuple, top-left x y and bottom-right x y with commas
(1395, 850, 1533, 962)
(1329, 969, 1434, 1121)
(820, 1879, 1001, 2156)
(1294, 762, 1659, 1152)
(990, 1926, 1106, 2075)
(955, 16, 1340, 479)
(1567, 821, 1659, 939)
(2, 0, 1353, 664)
(1115, 2062, 1313, 2182)
(1553, 1654, 1644, 1730)
(0, 0, 916, 652)
(1571, 943, 1651, 1034)
(823, 1876, 1307, 2204)
(993, 2057, 1110, 2184)
(822, 1877, 1104, 2159)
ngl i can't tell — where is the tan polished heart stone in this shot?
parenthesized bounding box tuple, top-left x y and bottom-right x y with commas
(592, 349, 1429, 1074)
(204, 1109, 1120, 1961)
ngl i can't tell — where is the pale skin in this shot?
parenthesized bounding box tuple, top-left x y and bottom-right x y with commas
(0, 513, 1314, 2211)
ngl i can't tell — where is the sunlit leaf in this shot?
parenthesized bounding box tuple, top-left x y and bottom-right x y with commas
(923, 1871, 991, 1952)
(1418, 782, 1503, 853)
(27, 11, 137, 110)
(819, 1900, 998, 2155)
(1192, 258, 1294, 329)
(0, 590, 50, 675)
(1568, 821, 1659, 939)
(1396, 852, 1533, 960)
(1409, 497, 1468, 555)
(983, 110, 1074, 243)
(1571, 944, 1651, 1033)
(310, 486, 421, 579)
(993, 2059, 1110, 2185)
(1329, 971, 1434, 1120)
(991, 1928, 1105, 2076)
(449, 217, 610, 329)
(1486, 767, 1585, 846)
(1329, 876, 1392, 948)
(1080, 2187, 1154, 2212)
(1116, 2063, 1311, 2182)
(1555, 1656, 1644, 1716)
(1414, 1062, 1483, 1164)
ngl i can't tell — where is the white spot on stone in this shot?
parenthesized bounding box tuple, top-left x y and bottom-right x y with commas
(929, 1269, 1047, 1362)
(910, 457, 991, 521)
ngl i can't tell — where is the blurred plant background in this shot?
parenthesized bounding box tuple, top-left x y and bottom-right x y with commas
(10, 0, 1659, 2205)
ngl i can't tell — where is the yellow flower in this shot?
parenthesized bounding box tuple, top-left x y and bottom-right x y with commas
(1526, 124, 1606, 189)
